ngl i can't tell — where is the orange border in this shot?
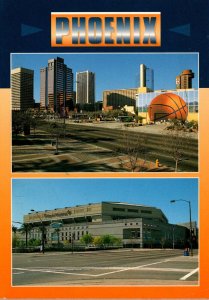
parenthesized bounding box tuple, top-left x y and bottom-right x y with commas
(0, 88, 209, 298)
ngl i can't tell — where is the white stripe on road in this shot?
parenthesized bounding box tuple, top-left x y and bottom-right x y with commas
(13, 267, 97, 277)
(14, 260, 171, 278)
(13, 259, 198, 280)
(95, 259, 171, 277)
(180, 268, 199, 280)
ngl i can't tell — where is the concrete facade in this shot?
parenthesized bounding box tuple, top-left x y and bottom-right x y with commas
(11, 67, 34, 111)
(103, 88, 137, 110)
(23, 202, 190, 248)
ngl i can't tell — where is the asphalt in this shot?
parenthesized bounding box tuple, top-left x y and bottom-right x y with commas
(12, 121, 198, 172)
(65, 120, 198, 139)
(12, 249, 199, 286)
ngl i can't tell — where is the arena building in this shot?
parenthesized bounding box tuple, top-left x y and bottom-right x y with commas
(23, 202, 192, 248)
(136, 88, 198, 123)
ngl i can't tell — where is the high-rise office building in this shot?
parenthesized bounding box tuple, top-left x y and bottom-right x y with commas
(76, 71, 95, 105)
(176, 70, 194, 89)
(40, 57, 73, 113)
(11, 67, 34, 111)
(139, 64, 154, 91)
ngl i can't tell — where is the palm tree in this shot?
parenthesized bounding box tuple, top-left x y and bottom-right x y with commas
(20, 223, 33, 247)
(12, 225, 18, 234)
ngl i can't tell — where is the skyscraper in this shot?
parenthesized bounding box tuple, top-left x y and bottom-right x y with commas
(40, 57, 73, 113)
(76, 71, 95, 105)
(139, 64, 154, 91)
(11, 67, 34, 111)
(176, 70, 194, 89)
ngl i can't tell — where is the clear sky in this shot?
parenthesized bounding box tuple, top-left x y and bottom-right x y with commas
(11, 53, 198, 102)
(12, 178, 198, 227)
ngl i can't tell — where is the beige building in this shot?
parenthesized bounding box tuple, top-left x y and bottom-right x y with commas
(103, 88, 137, 110)
(24, 202, 190, 248)
(11, 67, 34, 111)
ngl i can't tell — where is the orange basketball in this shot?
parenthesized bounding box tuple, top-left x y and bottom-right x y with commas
(148, 93, 188, 122)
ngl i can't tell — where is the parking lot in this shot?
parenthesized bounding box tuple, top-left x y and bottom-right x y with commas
(12, 249, 199, 286)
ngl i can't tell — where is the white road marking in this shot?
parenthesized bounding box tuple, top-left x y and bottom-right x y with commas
(180, 268, 199, 280)
(13, 259, 172, 278)
(13, 272, 25, 275)
(13, 258, 198, 280)
(13, 267, 97, 277)
(94, 259, 172, 277)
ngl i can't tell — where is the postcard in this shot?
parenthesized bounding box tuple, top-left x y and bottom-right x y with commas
(0, 0, 208, 298)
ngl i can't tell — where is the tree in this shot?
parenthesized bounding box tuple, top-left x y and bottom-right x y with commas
(165, 126, 189, 172)
(12, 110, 35, 136)
(80, 233, 93, 246)
(20, 223, 33, 247)
(101, 234, 121, 248)
(12, 225, 18, 234)
(12, 111, 24, 136)
(93, 236, 103, 247)
(28, 238, 41, 247)
(30, 116, 39, 136)
(115, 130, 148, 172)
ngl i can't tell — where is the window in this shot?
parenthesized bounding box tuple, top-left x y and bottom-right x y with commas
(113, 207, 125, 212)
(141, 210, 152, 214)
(123, 228, 141, 239)
(128, 209, 138, 213)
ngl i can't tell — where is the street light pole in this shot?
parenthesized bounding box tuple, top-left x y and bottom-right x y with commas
(170, 199, 193, 256)
(30, 209, 45, 254)
(172, 225, 175, 249)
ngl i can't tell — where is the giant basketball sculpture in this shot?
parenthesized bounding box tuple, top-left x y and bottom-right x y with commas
(148, 93, 188, 122)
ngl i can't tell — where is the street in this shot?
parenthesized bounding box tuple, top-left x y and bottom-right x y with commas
(12, 249, 198, 286)
(12, 122, 198, 172)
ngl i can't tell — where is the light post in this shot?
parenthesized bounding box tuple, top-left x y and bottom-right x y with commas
(170, 199, 193, 256)
(172, 225, 175, 249)
(30, 209, 45, 254)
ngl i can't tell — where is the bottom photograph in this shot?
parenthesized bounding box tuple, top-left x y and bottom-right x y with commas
(12, 178, 199, 286)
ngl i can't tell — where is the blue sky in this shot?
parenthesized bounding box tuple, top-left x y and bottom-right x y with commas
(11, 53, 198, 102)
(12, 178, 198, 227)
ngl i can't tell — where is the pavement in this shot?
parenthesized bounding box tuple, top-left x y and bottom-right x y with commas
(65, 120, 198, 139)
(12, 135, 171, 172)
(12, 249, 199, 286)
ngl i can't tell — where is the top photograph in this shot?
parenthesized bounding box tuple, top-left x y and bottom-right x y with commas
(11, 53, 198, 173)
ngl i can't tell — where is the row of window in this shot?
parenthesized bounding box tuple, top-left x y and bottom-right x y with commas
(113, 207, 152, 214)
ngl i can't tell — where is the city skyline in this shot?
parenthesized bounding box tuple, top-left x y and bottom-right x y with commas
(11, 53, 198, 103)
(12, 178, 198, 227)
